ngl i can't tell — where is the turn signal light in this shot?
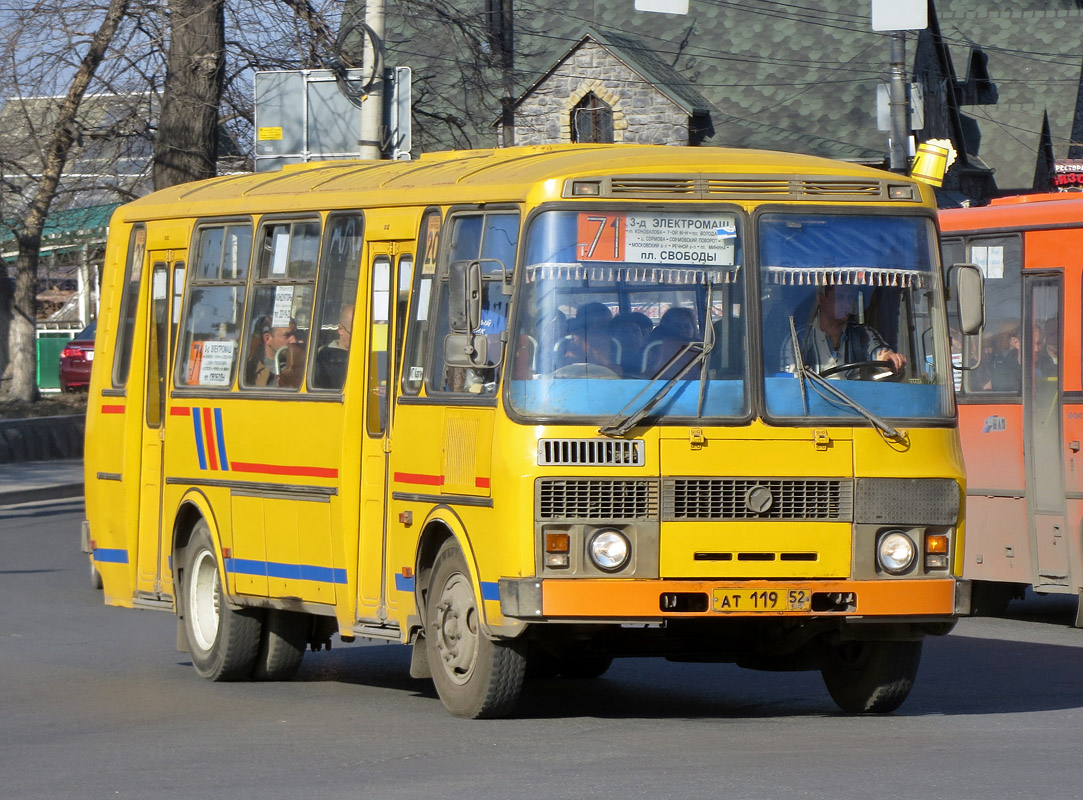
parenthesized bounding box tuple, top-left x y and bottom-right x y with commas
(545, 532, 570, 553)
(925, 534, 949, 554)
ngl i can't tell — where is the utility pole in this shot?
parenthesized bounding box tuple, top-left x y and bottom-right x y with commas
(887, 32, 910, 173)
(359, 0, 385, 160)
(871, 0, 927, 173)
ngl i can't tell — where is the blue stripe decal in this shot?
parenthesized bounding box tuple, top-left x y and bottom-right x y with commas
(93, 548, 129, 564)
(481, 581, 500, 601)
(214, 407, 229, 471)
(395, 573, 415, 592)
(191, 406, 207, 470)
(225, 558, 346, 585)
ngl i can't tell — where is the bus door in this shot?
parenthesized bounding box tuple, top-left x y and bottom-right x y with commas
(1024, 273, 1068, 586)
(136, 251, 186, 596)
(358, 244, 414, 620)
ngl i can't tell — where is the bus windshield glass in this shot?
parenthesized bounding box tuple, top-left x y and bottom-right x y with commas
(508, 208, 749, 421)
(760, 212, 953, 422)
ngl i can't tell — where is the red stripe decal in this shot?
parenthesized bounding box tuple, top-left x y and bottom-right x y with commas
(101, 404, 125, 414)
(202, 408, 219, 471)
(394, 472, 445, 487)
(170, 406, 191, 417)
(475, 477, 491, 489)
(231, 462, 338, 479)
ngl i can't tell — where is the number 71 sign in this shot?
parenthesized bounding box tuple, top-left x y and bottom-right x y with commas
(577, 213, 625, 261)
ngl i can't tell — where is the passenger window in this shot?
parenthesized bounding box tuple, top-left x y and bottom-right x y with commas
(964, 235, 1022, 396)
(112, 225, 147, 387)
(243, 219, 320, 390)
(310, 213, 363, 391)
(402, 210, 441, 395)
(175, 222, 253, 389)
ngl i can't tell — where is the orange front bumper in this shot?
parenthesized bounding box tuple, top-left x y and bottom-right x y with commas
(533, 578, 958, 619)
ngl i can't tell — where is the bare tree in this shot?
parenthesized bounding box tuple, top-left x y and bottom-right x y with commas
(0, 0, 133, 402)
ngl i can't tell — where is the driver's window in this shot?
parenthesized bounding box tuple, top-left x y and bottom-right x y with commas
(428, 210, 519, 396)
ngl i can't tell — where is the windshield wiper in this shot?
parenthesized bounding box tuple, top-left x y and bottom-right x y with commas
(798, 366, 901, 440)
(600, 339, 711, 438)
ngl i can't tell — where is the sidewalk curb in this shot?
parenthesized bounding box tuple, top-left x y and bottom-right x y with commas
(0, 482, 84, 507)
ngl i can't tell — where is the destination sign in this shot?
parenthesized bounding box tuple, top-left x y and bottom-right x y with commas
(577, 212, 737, 265)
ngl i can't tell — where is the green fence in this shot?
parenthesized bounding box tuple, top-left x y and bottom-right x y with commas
(36, 330, 79, 392)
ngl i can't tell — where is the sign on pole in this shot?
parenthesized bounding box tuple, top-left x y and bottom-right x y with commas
(871, 0, 926, 31)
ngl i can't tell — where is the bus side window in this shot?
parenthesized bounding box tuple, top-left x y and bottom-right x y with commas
(963, 234, 1022, 395)
(174, 222, 252, 390)
(242, 219, 319, 390)
(402, 210, 441, 395)
(112, 225, 147, 387)
(310, 213, 363, 391)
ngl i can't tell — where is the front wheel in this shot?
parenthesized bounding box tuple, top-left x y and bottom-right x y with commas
(180, 521, 263, 681)
(424, 541, 525, 718)
(820, 639, 922, 714)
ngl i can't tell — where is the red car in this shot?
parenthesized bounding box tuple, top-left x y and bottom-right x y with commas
(59, 320, 96, 392)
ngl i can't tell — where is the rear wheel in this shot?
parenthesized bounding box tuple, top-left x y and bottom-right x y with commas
(252, 610, 308, 681)
(820, 639, 922, 713)
(181, 521, 262, 681)
(424, 541, 525, 718)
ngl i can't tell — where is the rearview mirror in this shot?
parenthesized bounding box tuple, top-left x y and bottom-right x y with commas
(950, 263, 985, 336)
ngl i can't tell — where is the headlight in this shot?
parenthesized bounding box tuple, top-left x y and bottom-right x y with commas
(877, 531, 916, 574)
(587, 529, 631, 572)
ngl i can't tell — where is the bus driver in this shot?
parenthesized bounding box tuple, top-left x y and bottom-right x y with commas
(780, 284, 907, 378)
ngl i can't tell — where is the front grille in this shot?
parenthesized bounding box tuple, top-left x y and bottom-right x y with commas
(855, 478, 959, 525)
(537, 478, 659, 520)
(538, 438, 644, 466)
(663, 478, 853, 521)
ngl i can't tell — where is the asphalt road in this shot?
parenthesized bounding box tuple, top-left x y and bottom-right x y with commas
(3, 498, 1083, 799)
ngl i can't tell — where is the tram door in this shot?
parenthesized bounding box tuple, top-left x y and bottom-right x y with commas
(1024, 274, 1067, 586)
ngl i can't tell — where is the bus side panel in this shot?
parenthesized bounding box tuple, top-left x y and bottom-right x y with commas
(958, 403, 1025, 492)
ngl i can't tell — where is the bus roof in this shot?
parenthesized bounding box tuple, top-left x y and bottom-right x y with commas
(115, 144, 929, 223)
(940, 192, 1083, 234)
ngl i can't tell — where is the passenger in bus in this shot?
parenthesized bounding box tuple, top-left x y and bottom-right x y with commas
(555, 302, 618, 376)
(246, 315, 300, 387)
(780, 284, 907, 378)
(609, 311, 653, 377)
(1036, 318, 1059, 380)
(975, 322, 1021, 392)
(642, 307, 698, 378)
(314, 305, 354, 390)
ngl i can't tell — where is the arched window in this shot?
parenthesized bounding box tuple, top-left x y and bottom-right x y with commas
(571, 92, 614, 143)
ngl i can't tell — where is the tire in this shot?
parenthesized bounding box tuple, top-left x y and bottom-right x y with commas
(180, 521, 262, 681)
(820, 639, 922, 714)
(424, 541, 525, 718)
(252, 610, 308, 681)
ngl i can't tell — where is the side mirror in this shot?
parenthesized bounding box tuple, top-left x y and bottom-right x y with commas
(950, 263, 985, 335)
(443, 331, 489, 368)
(448, 261, 483, 333)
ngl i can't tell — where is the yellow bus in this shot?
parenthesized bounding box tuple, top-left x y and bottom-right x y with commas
(83, 144, 983, 717)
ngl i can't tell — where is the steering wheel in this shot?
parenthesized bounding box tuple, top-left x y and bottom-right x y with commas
(552, 362, 620, 379)
(817, 360, 899, 380)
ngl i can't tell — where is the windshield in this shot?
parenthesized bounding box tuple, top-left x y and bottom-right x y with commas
(508, 208, 748, 421)
(759, 212, 953, 421)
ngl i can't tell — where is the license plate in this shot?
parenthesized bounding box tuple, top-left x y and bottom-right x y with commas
(712, 588, 812, 613)
(85, 350, 94, 361)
